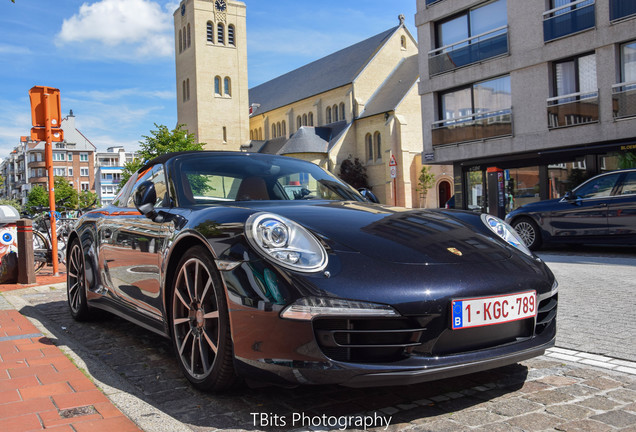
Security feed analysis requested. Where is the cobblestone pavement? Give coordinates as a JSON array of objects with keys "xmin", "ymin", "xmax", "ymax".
[
  {"xmin": 2, "ymin": 247, "xmax": 636, "ymax": 431},
  {"xmin": 537, "ymin": 249, "xmax": 636, "ymax": 361}
]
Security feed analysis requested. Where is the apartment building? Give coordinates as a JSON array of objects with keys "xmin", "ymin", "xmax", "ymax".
[
  {"xmin": 95, "ymin": 146, "xmax": 138, "ymax": 206},
  {"xmin": 416, "ymin": 0, "xmax": 636, "ymax": 213}
]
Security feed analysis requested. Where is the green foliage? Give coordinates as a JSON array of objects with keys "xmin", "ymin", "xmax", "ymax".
[
  {"xmin": 417, "ymin": 166, "xmax": 436, "ymax": 195},
  {"xmin": 618, "ymin": 152, "xmax": 636, "ymax": 169},
  {"xmin": 120, "ymin": 124, "xmax": 204, "ymax": 189},
  {"xmin": 0, "ymin": 198, "xmax": 22, "ymax": 213},
  {"xmin": 53, "ymin": 177, "xmax": 79, "ymax": 210},
  {"xmin": 338, "ymin": 157, "xmax": 369, "ymax": 189},
  {"xmin": 26, "ymin": 185, "xmax": 48, "ymax": 210},
  {"xmin": 79, "ymin": 190, "xmax": 99, "ymax": 209}
]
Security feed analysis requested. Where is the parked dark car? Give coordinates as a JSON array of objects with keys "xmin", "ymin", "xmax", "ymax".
[
  {"xmin": 67, "ymin": 151, "xmax": 557, "ymax": 391},
  {"xmin": 506, "ymin": 169, "xmax": 636, "ymax": 250}
]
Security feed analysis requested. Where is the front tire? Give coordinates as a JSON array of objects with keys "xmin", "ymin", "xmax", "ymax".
[
  {"xmin": 512, "ymin": 217, "xmax": 543, "ymax": 251},
  {"xmin": 170, "ymin": 246, "xmax": 236, "ymax": 391},
  {"xmin": 67, "ymin": 239, "xmax": 90, "ymax": 321}
]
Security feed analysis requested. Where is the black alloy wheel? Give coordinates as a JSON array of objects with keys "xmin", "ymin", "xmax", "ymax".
[
  {"xmin": 67, "ymin": 239, "xmax": 90, "ymax": 320},
  {"xmin": 512, "ymin": 217, "xmax": 543, "ymax": 251},
  {"xmin": 171, "ymin": 246, "xmax": 236, "ymax": 391}
]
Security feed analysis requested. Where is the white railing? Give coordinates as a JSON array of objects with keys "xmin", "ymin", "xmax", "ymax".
[
  {"xmin": 546, "ymin": 90, "xmax": 598, "ymax": 106},
  {"xmin": 543, "ymin": 0, "xmax": 595, "ymax": 19},
  {"xmin": 428, "ymin": 25, "xmax": 508, "ymax": 56},
  {"xmin": 612, "ymin": 80, "xmax": 636, "ymax": 93},
  {"xmin": 432, "ymin": 108, "xmax": 512, "ymax": 128}
]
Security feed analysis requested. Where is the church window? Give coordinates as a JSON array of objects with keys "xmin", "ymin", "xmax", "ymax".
[
  {"xmin": 271, "ymin": 124, "xmax": 277, "ymax": 138},
  {"xmin": 333, "ymin": 104, "xmax": 339, "ymax": 122},
  {"xmin": 326, "ymin": 107, "xmax": 332, "ymax": 124},
  {"xmin": 250, "ymin": 130, "xmax": 254, "ymax": 140},
  {"xmin": 207, "ymin": 22, "xmax": 214, "ymax": 43},
  {"xmin": 308, "ymin": 112, "xmax": 314, "ymax": 126},
  {"xmin": 182, "ymin": 27, "xmax": 186, "ymax": 49},
  {"xmin": 297, "ymin": 116, "xmax": 302, "ymax": 129},
  {"xmin": 214, "ymin": 76, "xmax": 221, "ymax": 95},
  {"xmin": 217, "ymin": 23, "xmax": 225, "ymax": 45},
  {"xmin": 366, "ymin": 133, "xmax": 373, "ymax": 162},
  {"xmin": 339, "ymin": 103, "xmax": 346, "ymax": 121},
  {"xmin": 374, "ymin": 132, "xmax": 382, "ymax": 161},
  {"xmin": 302, "ymin": 114, "xmax": 307, "ymax": 126},
  {"xmin": 277, "ymin": 122, "xmax": 282, "ymax": 137},
  {"xmin": 178, "ymin": 30, "xmax": 182, "ymax": 53},
  {"xmin": 223, "ymin": 126, "xmax": 227, "ymax": 143},
  {"xmin": 186, "ymin": 78, "xmax": 190, "ymax": 101},
  {"xmin": 228, "ymin": 25, "xmax": 235, "ymax": 46},
  {"xmin": 258, "ymin": 128, "xmax": 263, "ymax": 140},
  {"xmin": 187, "ymin": 24, "xmax": 191, "ymax": 48},
  {"xmin": 224, "ymin": 77, "xmax": 231, "ymax": 96},
  {"xmin": 282, "ymin": 121, "xmax": 286, "ymax": 136},
  {"xmin": 401, "ymin": 35, "xmax": 407, "ymax": 49},
  {"xmin": 182, "ymin": 80, "xmax": 186, "ymax": 102}
]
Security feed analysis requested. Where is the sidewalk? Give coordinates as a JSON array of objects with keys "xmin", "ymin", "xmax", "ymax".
[
  {"xmin": 0, "ymin": 274, "xmax": 141, "ymax": 432},
  {"xmin": 0, "ymin": 265, "xmax": 67, "ymax": 294}
]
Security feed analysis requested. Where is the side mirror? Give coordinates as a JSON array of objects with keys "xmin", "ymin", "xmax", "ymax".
[
  {"xmin": 563, "ymin": 191, "xmax": 577, "ymax": 201},
  {"xmin": 358, "ymin": 188, "xmax": 380, "ymax": 204},
  {"xmin": 134, "ymin": 181, "xmax": 159, "ymax": 220}
]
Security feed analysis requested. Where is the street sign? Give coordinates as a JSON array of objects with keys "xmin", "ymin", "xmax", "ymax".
[
  {"xmin": 29, "ymin": 86, "xmax": 61, "ymax": 128},
  {"xmin": 390, "ymin": 166, "xmax": 397, "ymax": 178},
  {"xmin": 30, "ymin": 127, "xmax": 64, "ymax": 142},
  {"xmin": 389, "ymin": 155, "xmax": 397, "ymax": 167}
]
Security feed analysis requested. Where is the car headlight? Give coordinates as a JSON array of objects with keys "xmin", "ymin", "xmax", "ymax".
[
  {"xmin": 246, "ymin": 212, "xmax": 328, "ymax": 272},
  {"xmin": 481, "ymin": 214, "xmax": 532, "ymax": 256},
  {"xmin": 280, "ymin": 296, "xmax": 398, "ymax": 320}
]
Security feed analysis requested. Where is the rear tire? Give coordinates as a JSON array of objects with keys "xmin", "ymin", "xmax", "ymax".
[
  {"xmin": 170, "ymin": 246, "xmax": 237, "ymax": 391},
  {"xmin": 512, "ymin": 217, "xmax": 543, "ymax": 251},
  {"xmin": 67, "ymin": 239, "xmax": 90, "ymax": 321}
]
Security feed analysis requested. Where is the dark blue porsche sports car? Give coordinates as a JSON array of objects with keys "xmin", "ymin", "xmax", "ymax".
[{"xmin": 67, "ymin": 151, "xmax": 557, "ymax": 391}]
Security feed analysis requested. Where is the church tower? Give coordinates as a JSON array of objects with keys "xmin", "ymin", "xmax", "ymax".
[{"xmin": 174, "ymin": 0, "xmax": 249, "ymax": 150}]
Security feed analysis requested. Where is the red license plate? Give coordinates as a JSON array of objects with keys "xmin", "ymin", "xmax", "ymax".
[{"xmin": 451, "ymin": 291, "xmax": 537, "ymax": 330}]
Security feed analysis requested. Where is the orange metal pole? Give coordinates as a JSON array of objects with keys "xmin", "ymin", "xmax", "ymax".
[{"xmin": 44, "ymin": 91, "xmax": 59, "ymax": 276}]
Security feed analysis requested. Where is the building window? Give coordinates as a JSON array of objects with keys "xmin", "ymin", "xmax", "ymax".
[
  {"xmin": 302, "ymin": 114, "xmax": 308, "ymax": 126},
  {"xmin": 182, "ymin": 80, "xmax": 186, "ymax": 102},
  {"xmin": 68, "ymin": 168, "xmax": 73, "ymax": 176},
  {"xmin": 366, "ymin": 133, "xmax": 373, "ymax": 162},
  {"xmin": 223, "ymin": 126, "xmax": 227, "ymax": 143},
  {"xmin": 179, "ymin": 30, "xmax": 182, "ymax": 53},
  {"xmin": 187, "ymin": 23, "xmax": 191, "ymax": 48},
  {"xmin": 297, "ymin": 115, "xmax": 302, "ymax": 129},
  {"xmin": 228, "ymin": 24, "xmax": 235, "ymax": 46},
  {"xmin": 224, "ymin": 77, "xmax": 231, "ymax": 96},
  {"xmin": 53, "ymin": 152, "xmax": 65, "ymax": 161},
  {"xmin": 433, "ymin": 75, "xmax": 512, "ymax": 146},
  {"xmin": 186, "ymin": 78, "xmax": 190, "ymax": 101},
  {"xmin": 68, "ymin": 153, "xmax": 73, "ymax": 161},
  {"xmin": 81, "ymin": 182, "xmax": 89, "ymax": 191},
  {"xmin": 326, "ymin": 106, "xmax": 332, "ymax": 124},
  {"xmin": 374, "ymin": 132, "xmax": 382, "ymax": 161},
  {"xmin": 217, "ymin": 23, "xmax": 225, "ymax": 45},
  {"xmin": 271, "ymin": 124, "xmax": 277, "ymax": 138},
  {"xmin": 544, "ymin": 0, "xmax": 595, "ymax": 42},
  {"xmin": 308, "ymin": 112, "xmax": 314, "ymax": 126},
  {"xmin": 207, "ymin": 21, "xmax": 214, "ymax": 43},
  {"xmin": 80, "ymin": 153, "xmax": 89, "ymax": 162},
  {"xmin": 613, "ymin": 40, "xmax": 636, "ymax": 119},
  {"xmin": 548, "ymin": 53, "xmax": 598, "ymax": 128},
  {"xmin": 430, "ymin": 0, "xmax": 508, "ymax": 75},
  {"xmin": 610, "ymin": 0, "xmax": 636, "ymax": 21},
  {"xmin": 277, "ymin": 122, "xmax": 282, "ymax": 137},
  {"xmin": 282, "ymin": 121, "xmax": 286, "ymax": 136},
  {"xmin": 214, "ymin": 76, "xmax": 221, "ymax": 95},
  {"xmin": 258, "ymin": 128, "xmax": 263, "ymax": 140},
  {"xmin": 182, "ymin": 26, "xmax": 186, "ymax": 49},
  {"xmin": 250, "ymin": 130, "xmax": 254, "ymax": 140},
  {"xmin": 339, "ymin": 103, "xmax": 345, "ymax": 121},
  {"xmin": 80, "ymin": 167, "xmax": 89, "ymax": 176},
  {"xmin": 53, "ymin": 168, "xmax": 66, "ymax": 177}
]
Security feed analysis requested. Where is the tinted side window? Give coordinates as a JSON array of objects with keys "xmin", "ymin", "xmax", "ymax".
[
  {"xmin": 619, "ymin": 172, "xmax": 636, "ymax": 196},
  {"xmin": 126, "ymin": 164, "xmax": 169, "ymax": 208},
  {"xmin": 111, "ymin": 175, "xmax": 136, "ymax": 207},
  {"xmin": 575, "ymin": 173, "xmax": 620, "ymax": 199}
]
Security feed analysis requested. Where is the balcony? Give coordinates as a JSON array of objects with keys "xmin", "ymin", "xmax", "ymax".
[
  {"xmin": 543, "ymin": 0, "xmax": 595, "ymax": 42},
  {"xmin": 610, "ymin": 0, "xmax": 636, "ymax": 21},
  {"xmin": 432, "ymin": 109, "xmax": 513, "ymax": 146},
  {"xmin": 547, "ymin": 91, "xmax": 599, "ymax": 129},
  {"xmin": 612, "ymin": 82, "xmax": 636, "ymax": 119},
  {"xmin": 428, "ymin": 26, "xmax": 508, "ymax": 76}
]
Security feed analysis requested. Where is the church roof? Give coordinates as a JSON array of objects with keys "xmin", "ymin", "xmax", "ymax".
[
  {"xmin": 248, "ymin": 25, "xmax": 401, "ymax": 115},
  {"xmin": 358, "ymin": 54, "xmax": 419, "ymax": 119}
]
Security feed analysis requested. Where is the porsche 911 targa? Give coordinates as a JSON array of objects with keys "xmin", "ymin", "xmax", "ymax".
[{"xmin": 67, "ymin": 151, "xmax": 557, "ymax": 391}]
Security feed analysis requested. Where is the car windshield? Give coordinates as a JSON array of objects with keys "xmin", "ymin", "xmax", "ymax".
[{"xmin": 176, "ymin": 154, "xmax": 365, "ymax": 205}]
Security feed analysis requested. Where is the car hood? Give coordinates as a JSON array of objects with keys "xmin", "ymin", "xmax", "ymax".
[{"xmin": 230, "ymin": 201, "xmax": 512, "ymax": 265}]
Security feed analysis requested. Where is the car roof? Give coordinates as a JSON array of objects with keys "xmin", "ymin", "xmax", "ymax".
[{"xmin": 140, "ymin": 151, "xmax": 286, "ymax": 172}]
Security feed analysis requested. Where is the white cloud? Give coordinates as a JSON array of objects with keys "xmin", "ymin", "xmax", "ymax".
[
  {"xmin": 56, "ymin": 0, "xmax": 173, "ymax": 60},
  {"xmin": 0, "ymin": 43, "xmax": 32, "ymax": 55}
]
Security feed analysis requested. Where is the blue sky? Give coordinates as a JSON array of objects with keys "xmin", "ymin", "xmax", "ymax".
[{"xmin": 0, "ymin": 0, "xmax": 417, "ymax": 158}]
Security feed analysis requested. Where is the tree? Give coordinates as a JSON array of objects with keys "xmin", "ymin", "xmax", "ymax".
[
  {"xmin": 25, "ymin": 178, "xmax": 79, "ymax": 212},
  {"xmin": 338, "ymin": 157, "xmax": 370, "ymax": 189},
  {"xmin": 79, "ymin": 190, "xmax": 99, "ymax": 210},
  {"xmin": 26, "ymin": 185, "xmax": 48, "ymax": 211},
  {"xmin": 120, "ymin": 124, "xmax": 205, "ymax": 188},
  {"xmin": 417, "ymin": 166, "xmax": 436, "ymax": 208}
]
